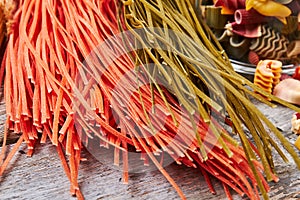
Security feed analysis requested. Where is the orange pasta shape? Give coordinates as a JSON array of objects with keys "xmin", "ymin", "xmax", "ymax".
[{"xmin": 254, "ymin": 60, "xmax": 282, "ymax": 100}]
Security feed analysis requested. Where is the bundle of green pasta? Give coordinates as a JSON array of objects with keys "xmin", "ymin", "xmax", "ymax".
[{"xmin": 119, "ymin": 0, "xmax": 300, "ymax": 198}]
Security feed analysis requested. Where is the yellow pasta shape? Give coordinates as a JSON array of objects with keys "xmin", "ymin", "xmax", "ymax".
[{"xmin": 246, "ymin": 0, "xmax": 292, "ymax": 24}]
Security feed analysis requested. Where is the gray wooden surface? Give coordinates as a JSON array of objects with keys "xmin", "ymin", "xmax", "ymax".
[{"xmin": 0, "ymin": 100, "xmax": 300, "ymax": 200}]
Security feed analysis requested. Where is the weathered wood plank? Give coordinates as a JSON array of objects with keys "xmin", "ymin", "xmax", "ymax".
[
  {"xmin": 1, "ymin": 137, "xmax": 299, "ymax": 199},
  {"xmin": 0, "ymin": 142, "xmax": 232, "ymax": 200},
  {"xmin": 0, "ymin": 101, "xmax": 300, "ymax": 199}
]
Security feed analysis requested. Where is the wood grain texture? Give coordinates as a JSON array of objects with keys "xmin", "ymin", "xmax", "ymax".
[{"xmin": 0, "ymin": 101, "xmax": 300, "ymax": 200}]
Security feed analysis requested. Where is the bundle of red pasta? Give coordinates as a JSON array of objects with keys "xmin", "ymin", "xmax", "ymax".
[{"xmin": 1, "ymin": 0, "xmax": 300, "ymax": 200}]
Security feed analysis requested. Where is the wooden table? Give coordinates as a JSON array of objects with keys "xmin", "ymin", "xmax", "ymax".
[{"xmin": 1, "ymin": 100, "xmax": 300, "ymax": 200}]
